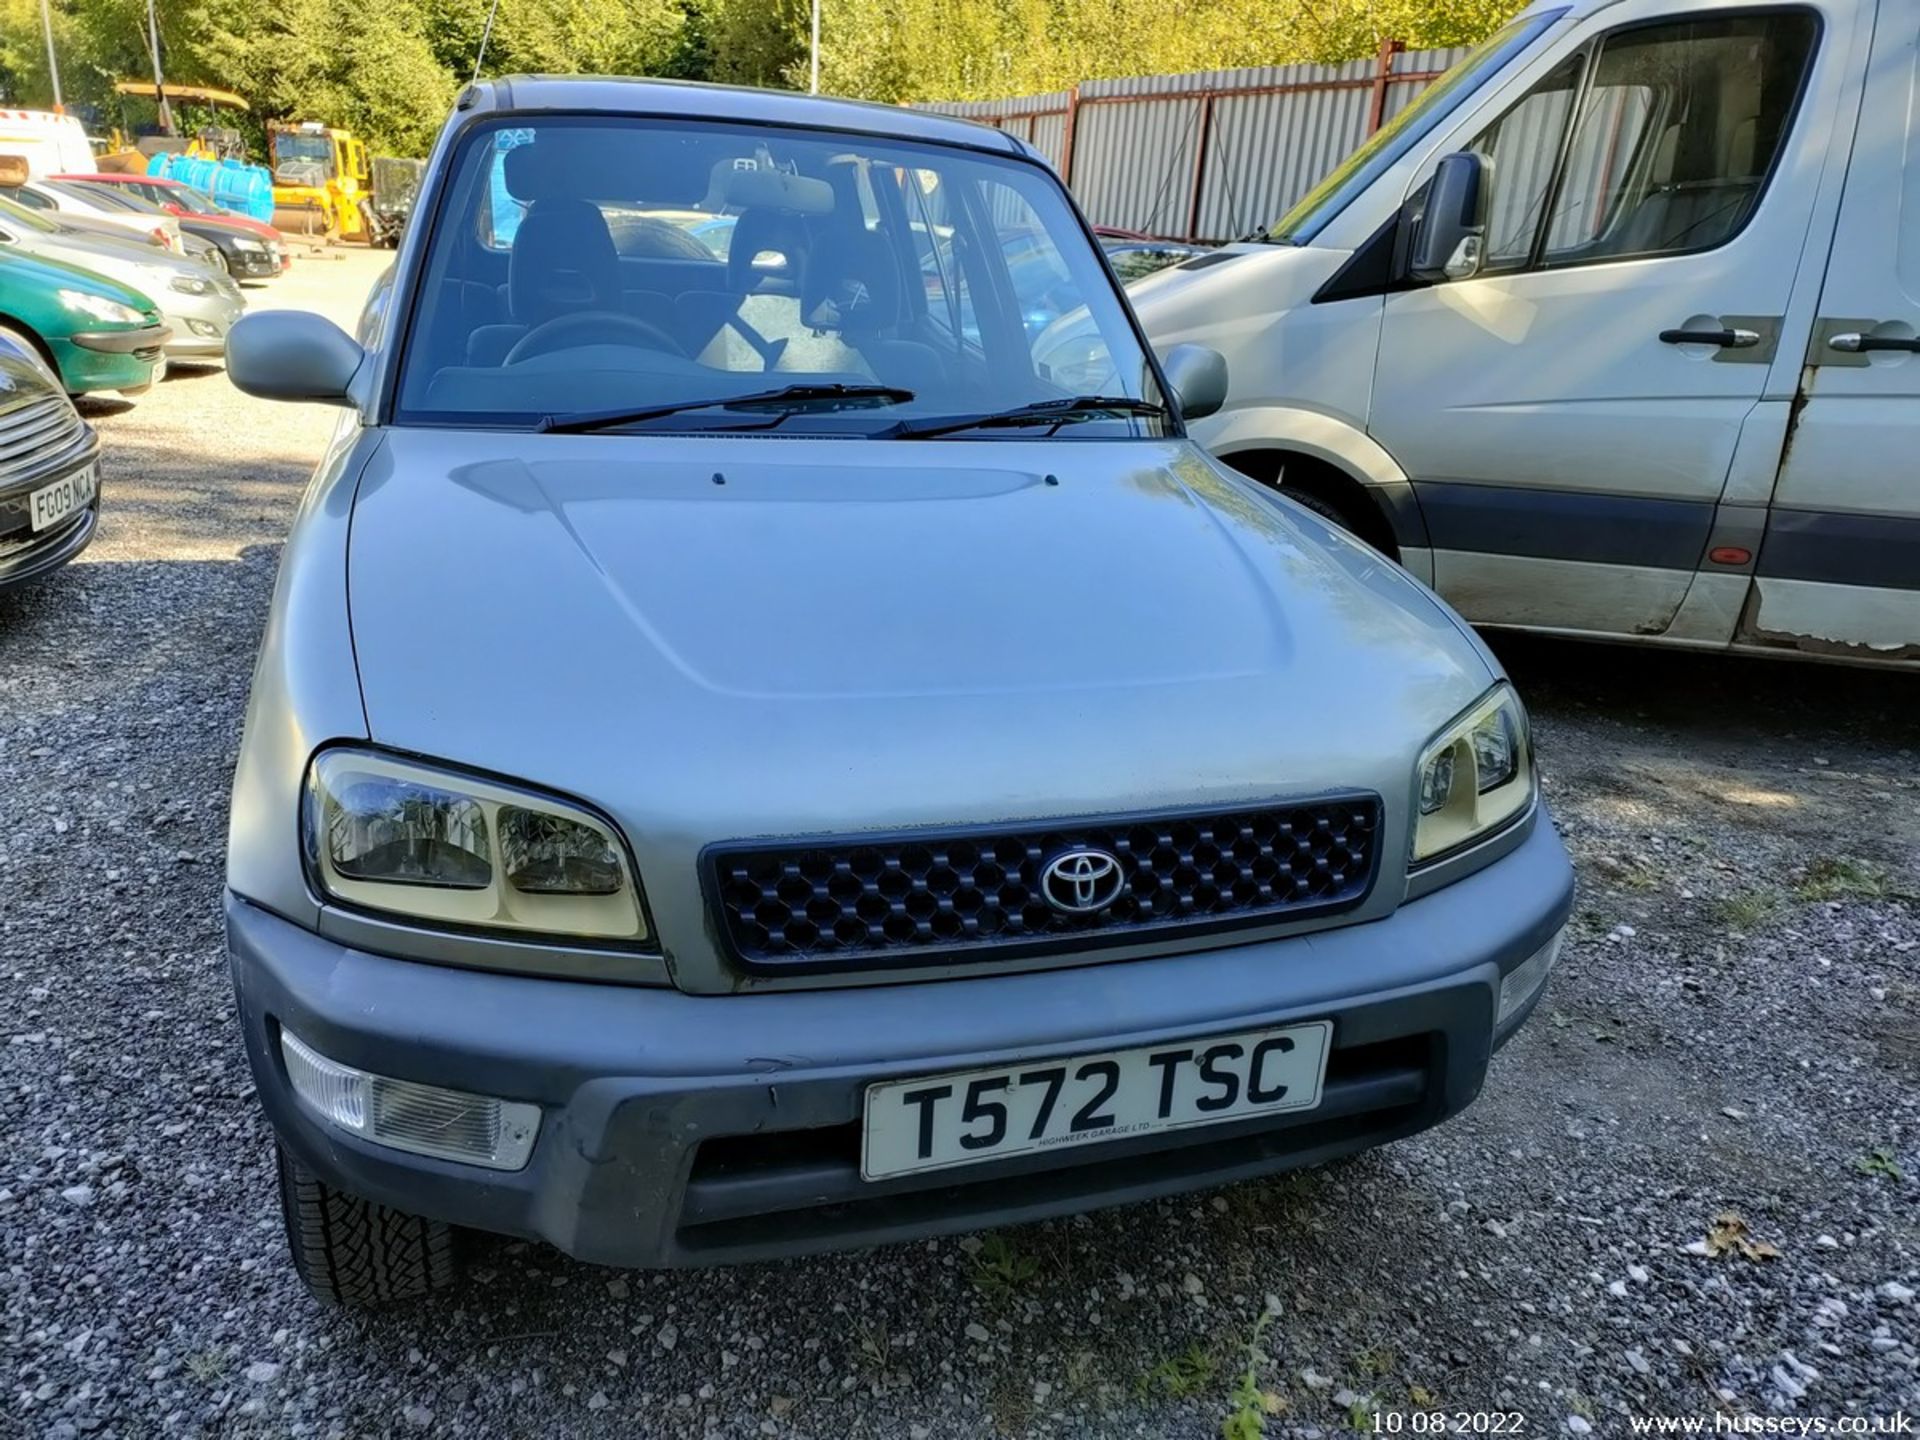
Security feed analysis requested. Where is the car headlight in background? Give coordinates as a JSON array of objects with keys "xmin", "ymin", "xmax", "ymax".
[
  {"xmin": 57, "ymin": 288, "xmax": 145, "ymax": 325},
  {"xmin": 1412, "ymin": 683, "xmax": 1533, "ymax": 863},
  {"xmin": 232, "ymin": 237, "xmax": 264, "ymax": 252},
  {"xmin": 168, "ymin": 274, "xmax": 213, "ymax": 296},
  {"xmin": 303, "ymin": 749, "xmax": 649, "ymax": 942}
]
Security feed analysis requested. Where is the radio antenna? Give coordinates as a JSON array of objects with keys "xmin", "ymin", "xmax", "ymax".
[{"xmin": 472, "ymin": 0, "xmax": 503, "ymax": 83}]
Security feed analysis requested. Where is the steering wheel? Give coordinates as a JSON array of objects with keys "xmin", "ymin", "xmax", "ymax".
[{"xmin": 505, "ymin": 310, "xmax": 683, "ymax": 365}]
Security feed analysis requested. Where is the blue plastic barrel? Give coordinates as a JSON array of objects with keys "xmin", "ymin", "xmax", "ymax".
[{"xmin": 211, "ymin": 161, "xmax": 274, "ymax": 222}]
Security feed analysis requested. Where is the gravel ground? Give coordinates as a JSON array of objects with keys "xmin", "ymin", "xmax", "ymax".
[{"xmin": 2, "ymin": 248, "xmax": 1916, "ymax": 1439}]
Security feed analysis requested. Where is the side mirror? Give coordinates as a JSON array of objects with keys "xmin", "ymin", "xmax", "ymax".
[
  {"xmin": 1409, "ymin": 151, "xmax": 1488, "ymax": 283},
  {"xmin": 227, "ymin": 310, "xmax": 364, "ymax": 405},
  {"xmin": 1161, "ymin": 343, "xmax": 1227, "ymax": 422}
]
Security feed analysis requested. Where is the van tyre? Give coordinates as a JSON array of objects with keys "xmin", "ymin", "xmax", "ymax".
[
  {"xmin": 275, "ymin": 1140, "xmax": 458, "ymax": 1307},
  {"xmin": 1280, "ymin": 486, "xmax": 1357, "ymax": 531}
]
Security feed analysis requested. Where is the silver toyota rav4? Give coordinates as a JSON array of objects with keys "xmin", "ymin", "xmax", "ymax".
[{"xmin": 224, "ymin": 76, "xmax": 1574, "ymax": 1306}]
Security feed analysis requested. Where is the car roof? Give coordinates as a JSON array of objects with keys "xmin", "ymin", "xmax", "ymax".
[
  {"xmin": 52, "ymin": 173, "xmax": 167, "ymax": 183},
  {"xmin": 460, "ymin": 76, "xmax": 1030, "ymax": 158}
]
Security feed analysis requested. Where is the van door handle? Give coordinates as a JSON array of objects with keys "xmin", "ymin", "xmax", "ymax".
[
  {"xmin": 1659, "ymin": 327, "xmax": 1761, "ymax": 348},
  {"xmin": 1828, "ymin": 331, "xmax": 1920, "ymax": 354}
]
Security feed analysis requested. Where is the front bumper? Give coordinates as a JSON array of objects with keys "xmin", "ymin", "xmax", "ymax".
[
  {"xmin": 69, "ymin": 322, "xmax": 171, "ymax": 356},
  {"xmin": 0, "ymin": 496, "xmax": 97, "ymax": 591},
  {"xmin": 226, "ymin": 250, "xmax": 281, "ymax": 281},
  {"xmin": 161, "ymin": 295, "xmax": 244, "ymax": 357},
  {"xmin": 228, "ymin": 812, "xmax": 1574, "ymax": 1269}
]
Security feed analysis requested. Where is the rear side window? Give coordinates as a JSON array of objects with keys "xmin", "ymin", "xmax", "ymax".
[{"xmin": 1464, "ymin": 10, "xmax": 1819, "ymax": 272}]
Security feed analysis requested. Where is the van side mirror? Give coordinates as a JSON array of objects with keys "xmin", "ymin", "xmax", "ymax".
[
  {"xmin": 227, "ymin": 311, "xmax": 364, "ymax": 406},
  {"xmin": 1408, "ymin": 151, "xmax": 1488, "ymax": 283},
  {"xmin": 1161, "ymin": 343, "xmax": 1227, "ymax": 422}
]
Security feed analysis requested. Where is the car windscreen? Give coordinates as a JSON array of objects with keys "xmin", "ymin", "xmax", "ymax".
[
  {"xmin": 0, "ymin": 195, "xmax": 61, "ymax": 234},
  {"xmin": 51, "ymin": 181, "xmax": 146, "ymax": 213},
  {"xmin": 62, "ymin": 182, "xmax": 167, "ymax": 215},
  {"xmin": 162, "ymin": 185, "xmax": 221, "ymax": 214},
  {"xmin": 1262, "ymin": 8, "xmax": 1568, "ymax": 245},
  {"xmin": 393, "ymin": 115, "xmax": 1162, "ymax": 436}
]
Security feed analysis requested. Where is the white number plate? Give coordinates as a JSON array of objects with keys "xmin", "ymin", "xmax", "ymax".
[
  {"xmin": 28, "ymin": 464, "xmax": 96, "ymax": 533},
  {"xmin": 861, "ymin": 1021, "xmax": 1332, "ymax": 1181}
]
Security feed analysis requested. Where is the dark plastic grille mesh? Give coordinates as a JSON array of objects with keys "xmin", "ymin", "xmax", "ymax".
[{"xmin": 708, "ymin": 796, "xmax": 1380, "ymax": 969}]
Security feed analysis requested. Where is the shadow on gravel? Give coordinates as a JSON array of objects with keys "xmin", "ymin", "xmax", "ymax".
[{"xmin": 1490, "ymin": 632, "xmax": 1918, "ymax": 752}]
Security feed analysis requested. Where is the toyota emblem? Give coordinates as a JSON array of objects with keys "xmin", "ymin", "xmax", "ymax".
[{"xmin": 1040, "ymin": 847, "xmax": 1125, "ymax": 914}]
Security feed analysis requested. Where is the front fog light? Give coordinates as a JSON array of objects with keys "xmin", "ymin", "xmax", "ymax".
[
  {"xmin": 280, "ymin": 1029, "xmax": 540, "ymax": 1170},
  {"xmin": 1498, "ymin": 929, "xmax": 1564, "ymax": 1025}
]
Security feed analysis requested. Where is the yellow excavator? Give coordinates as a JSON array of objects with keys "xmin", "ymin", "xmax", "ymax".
[{"xmin": 267, "ymin": 121, "xmax": 373, "ymax": 242}]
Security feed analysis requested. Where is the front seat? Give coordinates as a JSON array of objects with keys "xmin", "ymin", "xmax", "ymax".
[
  {"xmin": 465, "ymin": 195, "xmax": 626, "ymax": 366},
  {"xmin": 802, "ymin": 229, "xmax": 948, "ymax": 394}
]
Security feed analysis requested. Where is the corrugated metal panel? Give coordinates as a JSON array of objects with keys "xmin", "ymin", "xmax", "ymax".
[
  {"xmin": 1199, "ymin": 83, "xmax": 1372, "ymax": 239},
  {"xmin": 916, "ymin": 44, "xmax": 1486, "ymax": 240},
  {"xmin": 921, "ymin": 91, "xmax": 1073, "ymax": 120},
  {"xmin": 1073, "ymin": 96, "xmax": 1202, "ymax": 234},
  {"xmin": 1028, "ymin": 111, "xmax": 1068, "ymax": 171},
  {"xmin": 1381, "ymin": 47, "xmax": 1474, "ymax": 122}
]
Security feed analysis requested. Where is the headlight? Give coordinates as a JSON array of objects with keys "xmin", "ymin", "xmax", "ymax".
[
  {"xmin": 168, "ymin": 274, "xmax": 213, "ymax": 296},
  {"xmin": 233, "ymin": 237, "xmax": 264, "ymax": 252},
  {"xmin": 57, "ymin": 288, "xmax": 144, "ymax": 325},
  {"xmin": 1412, "ymin": 684, "xmax": 1533, "ymax": 864},
  {"xmin": 303, "ymin": 749, "xmax": 649, "ymax": 942}
]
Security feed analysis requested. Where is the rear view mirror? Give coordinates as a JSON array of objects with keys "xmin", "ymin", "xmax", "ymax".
[
  {"xmin": 1409, "ymin": 151, "xmax": 1487, "ymax": 283},
  {"xmin": 1161, "ymin": 343, "xmax": 1228, "ymax": 422},
  {"xmin": 227, "ymin": 311, "xmax": 364, "ymax": 406}
]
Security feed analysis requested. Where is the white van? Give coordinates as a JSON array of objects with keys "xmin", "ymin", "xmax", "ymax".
[
  {"xmin": 1131, "ymin": 0, "xmax": 1916, "ymax": 666},
  {"xmin": 0, "ymin": 109, "xmax": 95, "ymax": 178}
]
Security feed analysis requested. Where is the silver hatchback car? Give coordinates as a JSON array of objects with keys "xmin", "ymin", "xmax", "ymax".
[{"xmin": 225, "ymin": 77, "xmax": 1575, "ymax": 1306}]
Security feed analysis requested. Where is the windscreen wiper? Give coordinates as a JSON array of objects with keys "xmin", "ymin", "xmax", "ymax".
[
  {"xmin": 537, "ymin": 383, "xmax": 914, "ymax": 435},
  {"xmin": 890, "ymin": 395, "xmax": 1166, "ymax": 441}
]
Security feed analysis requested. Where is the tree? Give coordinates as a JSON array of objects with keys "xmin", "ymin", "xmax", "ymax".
[{"xmin": 0, "ymin": 0, "xmax": 1527, "ymax": 154}]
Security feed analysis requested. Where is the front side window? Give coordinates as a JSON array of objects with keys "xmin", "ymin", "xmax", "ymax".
[
  {"xmin": 1463, "ymin": 10, "xmax": 1819, "ymax": 273},
  {"xmin": 396, "ymin": 116, "xmax": 1157, "ymax": 434},
  {"xmin": 1469, "ymin": 54, "xmax": 1586, "ymax": 269}
]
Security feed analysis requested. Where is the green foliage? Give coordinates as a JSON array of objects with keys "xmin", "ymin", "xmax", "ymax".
[
  {"xmin": 1221, "ymin": 1306, "xmax": 1278, "ymax": 1439},
  {"xmin": 967, "ymin": 1233, "xmax": 1042, "ymax": 1302},
  {"xmin": 0, "ymin": 0, "xmax": 1525, "ymax": 154},
  {"xmin": 1137, "ymin": 1342, "xmax": 1217, "ymax": 1400},
  {"xmin": 1854, "ymin": 1146, "xmax": 1903, "ymax": 1181}
]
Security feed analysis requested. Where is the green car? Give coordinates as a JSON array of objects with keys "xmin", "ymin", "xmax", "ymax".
[{"xmin": 0, "ymin": 248, "xmax": 170, "ymax": 398}]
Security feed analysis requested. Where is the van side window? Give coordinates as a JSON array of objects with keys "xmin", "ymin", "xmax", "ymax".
[
  {"xmin": 1464, "ymin": 11, "xmax": 1818, "ymax": 274},
  {"xmin": 1468, "ymin": 55, "xmax": 1586, "ymax": 270}
]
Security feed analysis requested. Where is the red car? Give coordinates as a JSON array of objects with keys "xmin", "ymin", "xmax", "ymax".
[{"xmin": 52, "ymin": 174, "xmax": 291, "ymax": 276}]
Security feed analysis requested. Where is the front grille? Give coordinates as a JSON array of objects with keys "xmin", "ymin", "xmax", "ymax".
[
  {"xmin": 707, "ymin": 795, "xmax": 1381, "ymax": 971},
  {"xmin": 0, "ymin": 396, "xmax": 86, "ymax": 488}
]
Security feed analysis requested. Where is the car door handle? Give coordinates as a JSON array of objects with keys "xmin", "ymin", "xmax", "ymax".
[
  {"xmin": 1659, "ymin": 327, "xmax": 1761, "ymax": 348},
  {"xmin": 1828, "ymin": 331, "xmax": 1920, "ymax": 354}
]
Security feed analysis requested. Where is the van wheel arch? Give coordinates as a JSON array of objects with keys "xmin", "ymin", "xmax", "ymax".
[{"xmin": 1220, "ymin": 449, "xmax": 1401, "ymax": 560}]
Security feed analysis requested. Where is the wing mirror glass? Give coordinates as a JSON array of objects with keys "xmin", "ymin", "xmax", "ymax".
[
  {"xmin": 1160, "ymin": 343, "xmax": 1227, "ymax": 422},
  {"xmin": 226, "ymin": 310, "xmax": 364, "ymax": 406},
  {"xmin": 1408, "ymin": 151, "xmax": 1488, "ymax": 283}
]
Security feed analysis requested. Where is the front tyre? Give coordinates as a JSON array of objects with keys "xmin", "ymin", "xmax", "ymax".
[{"xmin": 275, "ymin": 1140, "xmax": 458, "ymax": 1306}]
